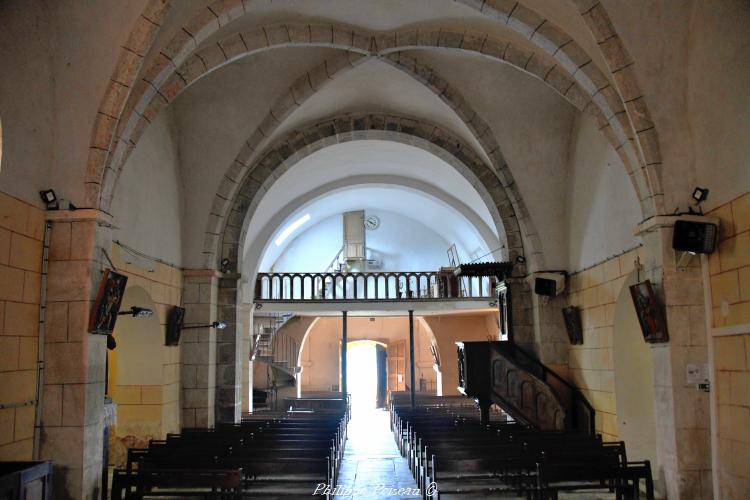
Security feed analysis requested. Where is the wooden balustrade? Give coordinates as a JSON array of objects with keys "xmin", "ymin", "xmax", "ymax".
[{"xmin": 254, "ymin": 272, "xmax": 495, "ymax": 302}]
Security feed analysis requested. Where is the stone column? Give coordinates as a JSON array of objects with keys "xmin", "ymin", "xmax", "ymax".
[
  {"xmin": 506, "ymin": 277, "xmax": 534, "ymax": 352},
  {"xmin": 41, "ymin": 210, "xmax": 112, "ymax": 499},
  {"xmin": 238, "ymin": 303, "xmax": 253, "ymax": 414},
  {"xmin": 216, "ymin": 274, "xmax": 241, "ymax": 423},
  {"xmin": 530, "ymin": 288, "xmax": 570, "ymax": 370},
  {"xmin": 180, "ymin": 270, "xmax": 218, "ymax": 428},
  {"xmin": 639, "ymin": 223, "xmax": 712, "ymax": 499}
]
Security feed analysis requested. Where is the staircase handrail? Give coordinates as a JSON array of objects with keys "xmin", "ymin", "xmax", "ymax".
[{"xmin": 491, "ymin": 342, "xmax": 595, "ymax": 434}]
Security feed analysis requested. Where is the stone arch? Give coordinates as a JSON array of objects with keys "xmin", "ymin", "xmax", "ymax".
[
  {"xmin": 84, "ymin": 0, "xmax": 172, "ymax": 207},
  {"xmin": 214, "ymin": 113, "xmax": 535, "ymax": 350},
  {"xmin": 87, "ymin": 18, "xmax": 659, "ymax": 220},
  {"xmin": 243, "ymin": 174, "xmax": 504, "ymax": 279},
  {"xmin": 218, "ymin": 114, "xmax": 527, "ymax": 276},
  {"xmin": 201, "ymin": 52, "xmax": 544, "ymax": 273}
]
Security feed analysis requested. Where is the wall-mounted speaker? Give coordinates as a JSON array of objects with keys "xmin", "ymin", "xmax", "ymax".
[
  {"xmin": 672, "ymin": 220, "xmax": 717, "ymax": 254},
  {"xmin": 534, "ymin": 272, "xmax": 566, "ymax": 297}
]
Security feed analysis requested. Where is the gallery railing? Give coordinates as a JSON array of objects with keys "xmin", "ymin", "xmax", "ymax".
[{"xmin": 255, "ymin": 272, "xmax": 495, "ymax": 302}]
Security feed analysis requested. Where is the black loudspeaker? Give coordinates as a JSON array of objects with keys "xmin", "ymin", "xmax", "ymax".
[
  {"xmin": 535, "ymin": 278, "xmax": 557, "ymax": 297},
  {"xmin": 672, "ymin": 220, "xmax": 717, "ymax": 254}
]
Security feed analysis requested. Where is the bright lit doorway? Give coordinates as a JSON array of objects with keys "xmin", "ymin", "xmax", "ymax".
[{"xmin": 345, "ymin": 340, "xmax": 387, "ymax": 415}]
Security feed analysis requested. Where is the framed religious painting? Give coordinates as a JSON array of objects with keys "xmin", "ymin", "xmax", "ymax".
[
  {"xmin": 629, "ymin": 280, "xmax": 669, "ymax": 343},
  {"xmin": 89, "ymin": 269, "xmax": 128, "ymax": 335},
  {"xmin": 562, "ymin": 305, "xmax": 583, "ymax": 345}
]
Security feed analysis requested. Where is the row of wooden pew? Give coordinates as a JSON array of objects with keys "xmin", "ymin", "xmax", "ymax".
[
  {"xmin": 391, "ymin": 399, "xmax": 654, "ymax": 499},
  {"xmin": 111, "ymin": 408, "xmax": 348, "ymax": 499}
]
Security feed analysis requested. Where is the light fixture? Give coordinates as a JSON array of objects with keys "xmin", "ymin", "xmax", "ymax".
[
  {"xmin": 117, "ymin": 306, "xmax": 154, "ymax": 317},
  {"xmin": 274, "ymin": 213, "xmax": 311, "ymax": 246},
  {"xmin": 515, "ymin": 255, "xmax": 526, "ymax": 264},
  {"xmin": 220, "ymin": 258, "xmax": 231, "ymax": 273},
  {"xmin": 39, "ymin": 189, "xmax": 59, "ymax": 210},
  {"xmin": 691, "ymin": 187, "xmax": 709, "ymax": 204},
  {"xmin": 181, "ymin": 321, "xmax": 227, "ymax": 330}
]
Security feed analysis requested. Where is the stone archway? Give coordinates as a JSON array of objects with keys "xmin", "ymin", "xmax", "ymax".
[
  {"xmin": 200, "ymin": 53, "xmax": 545, "ymax": 273},
  {"xmin": 88, "ymin": 16, "xmax": 661, "ymax": 219},
  {"xmin": 208, "ymin": 115, "xmax": 539, "ymax": 423},
  {"xmin": 216, "ymin": 114, "xmax": 528, "ymax": 274}
]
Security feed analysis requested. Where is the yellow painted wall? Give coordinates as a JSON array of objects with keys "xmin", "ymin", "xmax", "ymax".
[
  {"xmin": 567, "ymin": 247, "xmax": 645, "ymax": 441},
  {"xmin": 0, "ymin": 191, "xmax": 44, "ymax": 460},
  {"xmin": 106, "ymin": 245, "xmax": 182, "ymax": 464},
  {"xmin": 422, "ymin": 312, "xmax": 498, "ymax": 396},
  {"xmin": 707, "ymin": 192, "xmax": 750, "ymax": 497},
  {"xmin": 298, "ymin": 316, "xmax": 438, "ymax": 394},
  {"xmin": 708, "ymin": 192, "xmax": 750, "ymax": 327}
]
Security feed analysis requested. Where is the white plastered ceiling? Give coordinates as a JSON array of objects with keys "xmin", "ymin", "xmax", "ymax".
[{"xmin": 115, "ymin": 0, "xmax": 643, "ymax": 273}]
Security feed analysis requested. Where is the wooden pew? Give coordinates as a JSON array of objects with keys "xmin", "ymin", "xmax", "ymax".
[
  {"xmin": 112, "ymin": 408, "xmax": 347, "ymax": 499},
  {"xmin": 390, "ymin": 402, "xmax": 653, "ymax": 500}
]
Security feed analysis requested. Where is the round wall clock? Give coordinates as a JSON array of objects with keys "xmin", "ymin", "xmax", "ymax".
[{"xmin": 364, "ymin": 214, "xmax": 380, "ymax": 230}]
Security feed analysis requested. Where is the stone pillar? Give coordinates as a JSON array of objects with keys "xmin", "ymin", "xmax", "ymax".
[
  {"xmin": 507, "ymin": 277, "xmax": 534, "ymax": 352},
  {"xmin": 180, "ymin": 270, "xmax": 218, "ymax": 428},
  {"xmin": 639, "ymin": 223, "xmax": 712, "ymax": 499},
  {"xmin": 238, "ymin": 303, "xmax": 253, "ymax": 414},
  {"xmin": 216, "ymin": 274, "xmax": 241, "ymax": 423},
  {"xmin": 41, "ymin": 210, "xmax": 112, "ymax": 499},
  {"xmin": 530, "ymin": 288, "xmax": 570, "ymax": 370}
]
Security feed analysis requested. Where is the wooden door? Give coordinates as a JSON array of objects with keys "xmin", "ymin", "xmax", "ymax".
[
  {"xmin": 376, "ymin": 344, "xmax": 387, "ymax": 408},
  {"xmin": 387, "ymin": 340, "xmax": 406, "ymax": 393}
]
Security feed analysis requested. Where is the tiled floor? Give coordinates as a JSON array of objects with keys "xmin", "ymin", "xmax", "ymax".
[{"xmin": 333, "ymin": 408, "xmax": 421, "ymax": 499}]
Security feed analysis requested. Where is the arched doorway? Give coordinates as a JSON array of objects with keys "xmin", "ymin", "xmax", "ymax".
[
  {"xmin": 345, "ymin": 340, "xmax": 387, "ymax": 414},
  {"xmin": 613, "ymin": 272, "xmax": 659, "ymax": 487}
]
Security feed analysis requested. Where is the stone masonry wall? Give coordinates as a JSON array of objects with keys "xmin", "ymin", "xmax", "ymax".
[{"xmin": 0, "ymin": 191, "xmax": 44, "ymax": 459}]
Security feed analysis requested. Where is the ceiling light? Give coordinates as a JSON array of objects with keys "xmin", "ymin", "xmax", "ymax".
[{"xmin": 274, "ymin": 213, "xmax": 311, "ymax": 246}]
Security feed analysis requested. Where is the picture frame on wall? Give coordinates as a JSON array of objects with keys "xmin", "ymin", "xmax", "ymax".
[
  {"xmin": 89, "ymin": 269, "xmax": 128, "ymax": 335},
  {"xmin": 561, "ymin": 305, "xmax": 584, "ymax": 345},
  {"xmin": 496, "ymin": 280, "xmax": 512, "ymax": 342},
  {"xmin": 629, "ymin": 280, "xmax": 669, "ymax": 343},
  {"xmin": 165, "ymin": 306, "xmax": 186, "ymax": 346}
]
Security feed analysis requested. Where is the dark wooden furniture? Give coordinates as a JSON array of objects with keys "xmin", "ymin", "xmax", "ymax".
[
  {"xmin": 390, "ymin": 398, "xmax": 654, "ymax": 500},
  {"xmin": 111, "ymin": 408, "xmax": 348, "ymax": 499},
  {"xmin": 0, "ymin": 461, "xmax": 53, "ymax": 500}
]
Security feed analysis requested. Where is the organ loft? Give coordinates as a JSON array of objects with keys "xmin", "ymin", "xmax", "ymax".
[{"xmin": 0, "ymin": 1, "xmax": 748, "ymax": 498}]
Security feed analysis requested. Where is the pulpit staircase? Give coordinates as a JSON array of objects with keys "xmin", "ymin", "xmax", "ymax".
[{"xmin": 458, "ymin": 341, "xmax": 595, "ymax": 434}]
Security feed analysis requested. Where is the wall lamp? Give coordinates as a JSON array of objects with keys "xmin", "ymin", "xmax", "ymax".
[
  {"xmin": 220, "ymin": 258, "xmax": 232, "ymax": 273},
  {"xmin": 39, "ymin": 189, "xmax": 59, "ymax": 210},
  {"xmin": 117, "ymin": 306, "xmax": 154, "ymax": 317},
  {"xmin": 691, "ymin": 187, "xmax": 709, "ymax": 204},
  {"xmin": 182, "ymin": 321, "xmax": 227, "ymax": 330}
]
